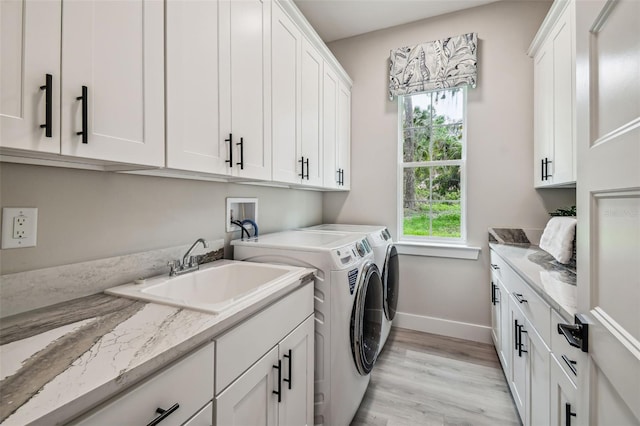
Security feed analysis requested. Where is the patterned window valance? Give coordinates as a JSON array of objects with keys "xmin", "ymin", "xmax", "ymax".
[{"xmin": 389, "ymin": 33, "xmax": 478, "ymax": 99}]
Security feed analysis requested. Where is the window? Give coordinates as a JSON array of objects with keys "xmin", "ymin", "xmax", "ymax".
[{"xmin": 398, "ymin": 88, "xmax": 466, "ymax": 242}]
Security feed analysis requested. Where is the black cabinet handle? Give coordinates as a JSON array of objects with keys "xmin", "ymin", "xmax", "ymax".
[
  {"xmin": 513, "ymin": 293, "xmax": 528, "ymax": 304},
  {"xmin": 299, "ymin": 157, "xmax": 305, "ymax": 179},
  {"xmin": 337, "ymin": 169, "xmax": 341, "ymax": 185},
  {"xmin": 514, "ymin": 319, "xmax": 520, "ymax": 350},
  {"xmin": 76, "ymin": 86, "xmax": 88, "ymax": 144},
  {"xmin": 490, "ymin": 263, "xmax": 500, "ymax": 271},
  {"xmin": 565, "ymin": 403, "xmax": 576, "ymax": 426},
  {"xmin": 236, "ymin": 137, "xmax": 244, "ymax": 169},
  {"xmin": 562, "ymin": 354, "xmax": 577, "ymax": 376},
  {"xmin": 304, "ymin": 158, "xmax": 309, "ymax": 180},
  {"xmin": 545, "ymin": 158, "xmax": 552, "ymax": 179},
  {"xmin": 146, "ymin": 403, "xmax": 179, "ymax": 426},
  {"xmin": 339, "ymin": 168, "xmax": 344, "ymax": 185},
  {"xmin": 39, "ymin": 74, "xmax": 52, "ymax": 137},
  {"xmin": 225, "ymin": 133, "xmax": 233, "ymax": 167},
  {"xmin": 283, "ymin": 349, "xmax": 292, "ymax": 389},
  {"xmin": 518, "ymin": 324, "xmax": 528, "ymax": 357},
  {"xmin": 541, "ymin": 158, "xmax": 545, "ymax": 181},
  {"xmin": 491, "ymin": 282, "xmax": 498, "ymax": 305},
  {"xmin": 273, "ymin": 360, "xmax": 282, "ymax": 403}
]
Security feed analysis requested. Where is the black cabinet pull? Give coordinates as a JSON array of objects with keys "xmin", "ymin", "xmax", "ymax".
[
  {"xmin": 518, "ymin": 324, "xmax": 528, "ymax": 357},
  {"xmin": 76, "ymin": 86, "xmax": 88, "ymax": 144},
  {"xmin": 39, "ymin": 74, "xmax": 52, "ymax": 137},
  {"xmin": 513, "ymin": 293, "xmax": 528, "ymax": 304},
  {"xmin": 225, "ymin": 133, "xmax": 233, "ymax": 167},
  {"xmin": 514, "ymin": 319, "xmax": 520, "ymax": 350},
  {"xmin": 304, "ymin": 158, "xmax": 309, "ymax": 180},
  {"xmin": 565, "ymin": 403, "xmax": 576, "ymax": 426},
  {"xmin": 491, "ymin": 282, "xmax": 498, "ymax": 305},
  {"xmin": 541, "ymin": 158, "xmax": 545, "ymax": 181},
  {"xmin": 236, "ymin": 137, "xmax": 244, "ymax": 169},
  {"xmin": 283, "ymin": 349, "xmax": 292, "ymax": 389},
  {"xmin": 490, "ymin": 263, "xmax": 500, "ymax": 271},
  {"xmin": 299, "ymin": 156, "xmax": 305, "ymax": 179},
  {"xmin": 339, "ymin": 168, "xmax": 344, "ymax": 185},
  {"xmin": 273, "ymin": 360, "xmax": 282, "ymax": 403},
  {"xmin": 146, "ymin": 403, "xmax": 179, "ymax": 426},
  {"xmin": 561, "ymin": 354, "xmax": 577, "ymax": 376},
  {"xmin": 545, "ymin": 158, "xmax": 552, "ymax": 179},
  {"xmin": 337, "ymin": 169, "xmax": 341, "ymax": 185}
]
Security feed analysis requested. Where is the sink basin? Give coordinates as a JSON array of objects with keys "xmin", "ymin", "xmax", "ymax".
[{"xmin": 105, "ymin": 260, "xmax": 311, "ymax": 314}]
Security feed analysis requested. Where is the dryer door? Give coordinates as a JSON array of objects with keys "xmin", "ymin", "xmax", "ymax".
[
  {"xmin": 350, "ymin": 262, "xmax": 383, "ymax": 375},
  {"xmin": 382, "ymin": 244, "xmax": 399, "ymax": 321}
]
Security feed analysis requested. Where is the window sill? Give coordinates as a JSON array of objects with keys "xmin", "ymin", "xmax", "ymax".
[{"xmin": 395, "ymin": 241, "xmax": 481, "ymax": 260}]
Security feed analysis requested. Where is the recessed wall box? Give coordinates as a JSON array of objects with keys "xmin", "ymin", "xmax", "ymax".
[{"xmin": 226, "ymin": 198, "xmax": 258, "ymax": 233}]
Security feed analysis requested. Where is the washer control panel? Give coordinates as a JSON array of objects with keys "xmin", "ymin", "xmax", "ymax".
[{"xmin": 333, "ymin": 239, "xmax": 371, "ymax": 267}]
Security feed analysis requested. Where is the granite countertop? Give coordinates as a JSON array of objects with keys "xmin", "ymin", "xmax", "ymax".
[
  {"xmin": 0, "ymin": 262, "xmax": 314, "ymax": 426},
  {"xmin": 490, "ymin": 242, "xmax": 577, "ymax": 322}
]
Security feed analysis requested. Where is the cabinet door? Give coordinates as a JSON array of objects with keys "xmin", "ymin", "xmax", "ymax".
[
  {"xmin": 498, "ymin": 279, "xmax": 512, "ymax": 375},
  {"xmin": 322, "ymin": 63, "xmax": 339, "ymax": 189},
  {"xmin": 533, "ymin": 41, "xmax": 554, "ymax": 187},
  {"xmin": 550, "ymin": 5, "xmax": 575, "ymax": 184},
  {"xmin": 524, "ymin": 319, "xmax": 550, "ymax": 426},
  {"xmin": 1, "ymin": 0, "xmax": 61, "ymax": 153},
  {"xmin": 337, "ymin": 80, "xmax": 351, "ymax": 190},
  {"xmin": 509, "ymin": 303, "xmax": 527, "ymax": 422},
  {"xmin": 219, "ymin": 0, "xmax": 271, "ymax": 180},
  {"xmin": 166, "ymin": 0, "xmax": 226, "ymax": 175},
  {"xmin": 549, "ymin": 354, "xmax": 577, "ymax": 426},
  {"xmin": 215, "ymin": 346, "xmax": 278, "ymax": 426},
  {"xmin": 60, "ymin": 0, "xmax": 164, "ymax": 166},
  {"xmin": 278, "ymin": 315, "xmax": 314, "ymax": 426},
  {"xmin": 300, "ymin": 39, "xmax": 323, "ymax": 187},
  {"xmin": 271, "ymin": 3, "xmax": 301, "ymax": 184},
  {"xmin": 490, "ymin": 277, "xmax": 501, "ymax": 352}
]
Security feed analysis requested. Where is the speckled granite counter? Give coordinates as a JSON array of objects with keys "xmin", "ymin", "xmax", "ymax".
[
  {"xmin": 0, "ymin": 261, "xmax": 314, "ymax": 426},
  {"xmin": 490, "ymin": 243, "xmax": 577, "ymax": 322}
]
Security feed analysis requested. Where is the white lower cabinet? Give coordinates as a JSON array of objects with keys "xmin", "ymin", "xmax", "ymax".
[
  {"xmin": 549, "ymin": 354, "xmax": 577, "ymax": 426},
  {"xmin": 185, "ymin": 402, "xmax": 214, "ymax": 426},
  {"xmin": 72, "ymin": 342, "xmax": 215, "ymax": 426}
]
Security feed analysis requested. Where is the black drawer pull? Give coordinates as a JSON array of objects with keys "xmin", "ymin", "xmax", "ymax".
[
  {"xmin": 490, "ymin": 263, "xmax": 500, "ymax": 270},
  {"xmin": 283, "ymin": 349, "xmax": 292, "ymax": 389},
  {"xmin": 236, "ymin": 137, "xmax": 244, "ymax": 169},
  {"xmin": 565, "ymin": 403, "xmax": 576, "ymax": 426},
  {"xmin": 513, "ymin": 293, "xmax": 527, "ymax": 304},
  {"xmin": 273, "ymin": 360, "xmax": 282, "ymax": 403},
  {"xmin": 225, "ymin": 133, "xmax": 233, "ymax": 167},
  {"xmin": 146, "ymin": 403, "xmax": 179, "ymax": 426},
  {"xmin": 76, "ymin": 86, "xmax": 88, "ymax": 144},
  {"xmin": 491, "ymin": 282, "xmax": 498, "ymax": 305},
  {"xmin": 561, "ymin": 354, "xmax": 577, "ymax": 376},
  {"xmin": 518, "ymin": 324, "xmax": 528, "ymax": 357},
  {"xmin": 299, "ymin": 156, "xmax": 305, "ymax": 178},
  {"xmin": 39, "ymin": 74, "xmax": 52, "ymax": 137},
  {"xmin": 514, "ymin": 319, "xmax": 520, "ymax": 350}
]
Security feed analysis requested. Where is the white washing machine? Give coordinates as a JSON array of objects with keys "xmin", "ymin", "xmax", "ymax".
[
  {"xmin": 300, "ymin": 224, "xmax": 399, "ymax": 352},
  {"xmin": 232, "ymin": 230, "xmax": 383, "ymax": 426}
]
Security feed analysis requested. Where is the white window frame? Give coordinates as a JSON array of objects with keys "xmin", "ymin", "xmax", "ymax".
[{"xmin": 396, "ymin": 88, "xmax": 479, "ymax": 259}]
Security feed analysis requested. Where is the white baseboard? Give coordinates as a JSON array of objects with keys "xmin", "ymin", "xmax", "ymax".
[{"xmin": 392, "ymin": 312, "xmax": 492, "ymax": 344}]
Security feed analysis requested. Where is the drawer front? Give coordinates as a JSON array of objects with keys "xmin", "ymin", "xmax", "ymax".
[
  {"xmin": 215, "ymin": 282, "xmax": 313, "ymax": 394},
  {"xmin": 184, "ymin": 401, "xmax": 213, "ymax": 426},
  {"xmin": 489, "ymin": 251, "xmax": 509, "ymax": 291},
  {"xmin": 551, "ymin": 309, "xmax": 581, "ymax": 379},
  {"xmin": 73, "ymin": 342, "xmax": 215, "ymax": 426}
]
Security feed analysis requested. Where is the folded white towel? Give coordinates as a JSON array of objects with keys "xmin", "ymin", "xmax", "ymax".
[{"xmin": 539, "ymin": 217, "xmax": 577, "ymax": 264}]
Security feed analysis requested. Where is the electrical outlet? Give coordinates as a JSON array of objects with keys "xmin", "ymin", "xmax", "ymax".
[{"xmin": 2, "ymin": 208, "xmax": 38, "ymax": 249}]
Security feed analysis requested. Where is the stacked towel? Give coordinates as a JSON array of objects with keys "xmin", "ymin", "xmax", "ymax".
[{"xmin": 539, "ymin": 217, "xmax": 577, "ymax": 264}]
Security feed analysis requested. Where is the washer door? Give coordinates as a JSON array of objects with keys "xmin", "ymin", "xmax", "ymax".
[
  {"xmin": 382, "ymin": 244, "xmax": 399, "ymax": 321},
  {"xmin": 350, "ymin": 262, "xmax": 383, "ymax": 375}
]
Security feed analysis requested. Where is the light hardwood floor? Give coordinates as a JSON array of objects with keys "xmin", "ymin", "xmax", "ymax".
[{"xmin": 351, "ymin": 328, "xmax": 520, "ymax": 426}]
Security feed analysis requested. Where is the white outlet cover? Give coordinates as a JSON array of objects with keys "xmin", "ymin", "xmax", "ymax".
[{"xmin": 2, "ymin": 208, "xmax": 38, "ymax": 249}]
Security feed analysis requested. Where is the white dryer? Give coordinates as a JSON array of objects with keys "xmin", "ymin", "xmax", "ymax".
[
  {"xmin": 300, "ymin": 224, "xmax": 399, "ymax": 352},
  {"xmin": 232, "ymin": 230, "xmax": 383, "ymax": 426}
]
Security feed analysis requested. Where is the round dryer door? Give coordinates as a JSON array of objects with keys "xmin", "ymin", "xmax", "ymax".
[
  {"xmin": 350, "ymin": 262, "xmax": 383, "ymax": 375},
  {"xmin": 382, "ymin": 244, "xmax": 399, "ymax": 321}
]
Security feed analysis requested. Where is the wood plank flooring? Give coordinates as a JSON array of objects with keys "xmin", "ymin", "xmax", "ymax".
[{"xmin": 351, "ymin": 328, "xmax": 520, "ymax": 426}]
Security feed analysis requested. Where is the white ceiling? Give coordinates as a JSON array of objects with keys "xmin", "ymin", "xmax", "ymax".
[{"xmin": 293, "ymin": 0, "xmax": 499, "ymax": 42}]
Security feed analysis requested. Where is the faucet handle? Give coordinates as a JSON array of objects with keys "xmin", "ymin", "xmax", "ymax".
[
  {"xmin": 187, "ymin": 255, "xmax": 200, "ymax": 267},
  {"xmin": 167, "ymin": 260, "xmax": 180, "ymax": 275}
]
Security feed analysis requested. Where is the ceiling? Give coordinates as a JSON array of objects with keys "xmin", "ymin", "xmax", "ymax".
[{"xmin": 293, "ymin": 0, "xmax": 499, "ymax": 42}]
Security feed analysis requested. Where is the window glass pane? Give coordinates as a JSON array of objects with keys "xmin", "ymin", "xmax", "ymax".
[
  {"xmin": 403, "ymin": 166, "xmax": 461, "ymax": 238},
  {"xmin": 402, "ymin": 126, "xmax": 430, "ymax": 162},
  {"xmin": 431, "ymin": 123, "xmax": 463, "ymax": 160},
  {"xmin": 432, "ymin": 89, "xmax": 464, "ymax": 124}
]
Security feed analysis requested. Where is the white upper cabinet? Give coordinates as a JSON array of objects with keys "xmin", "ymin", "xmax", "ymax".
[
  {"xmin": 219, "ymin": 0, "xmax": 272, "ymax": 180},
  {"xmin": 60, "ymin": 0, "xmax": 164, "ymax": 166},
  {"xmin": 1, "ymin": 0, "xmax": 61, "ymax": 154},
  {"xmin": 530, "ymin": 0, "xmax": 576, "ymax": 187},
  {"xmin": 337, "ymin": 80, "xmax": 351, "ymax": 190},
  {"xmin": 300, "ymin": 39, "xmax": 323, "ymax": 187},
  {"xmin": 272, "ymin": 3, "xmax": 302, "ymax": 184},
  {"xmin": 166, "ymin": 0, "xmax": 225, "ymax": 174},
  {"xmin": 322, "ymin": 64, "xmax": 351, "ymax": 190}
]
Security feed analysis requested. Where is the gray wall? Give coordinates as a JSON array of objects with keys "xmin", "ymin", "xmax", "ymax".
[
  {"xmin": 0, "ymin": 163, "xmax": 322, "ymax": 275},
  {"xmin": 324, "ymin": 1, "xmax": 576, "ymax": 340}
]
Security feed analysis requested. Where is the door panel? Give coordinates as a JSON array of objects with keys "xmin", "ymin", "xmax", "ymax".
[
  {"xmin": 1, "ymin": 0, "xmax": 61, "ymax": 153},
  {"xmin": 322, "ymin": 64, "xmax": 339, "ymax": 188},
  {"xmin": 300, "ymin": 39, "xmax": 323, "ymax": 186},
  {"xmin": 576, "ymin": 0, "xmax": 640, "ymax": 423},
  {"xmin": 337, "ymin": 81, "xmax": 351, "ymax": 189}
]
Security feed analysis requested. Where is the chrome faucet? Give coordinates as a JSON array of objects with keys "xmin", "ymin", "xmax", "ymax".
[{"xmin": 168, "ymin": 238, "xmax": 209, "ymax": 276}]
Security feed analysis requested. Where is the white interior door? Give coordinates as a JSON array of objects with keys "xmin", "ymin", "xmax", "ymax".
[
  {"xmin": 60, "ymin": 0, "xmax": 164, "ymax": 166},
  {"xmin": 1, "ymin": 0, "xmax": 61, "ymax": 153},
  {"xmin": 575, "ymin": 0, "xmax": 640, "ymax": 424}
]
